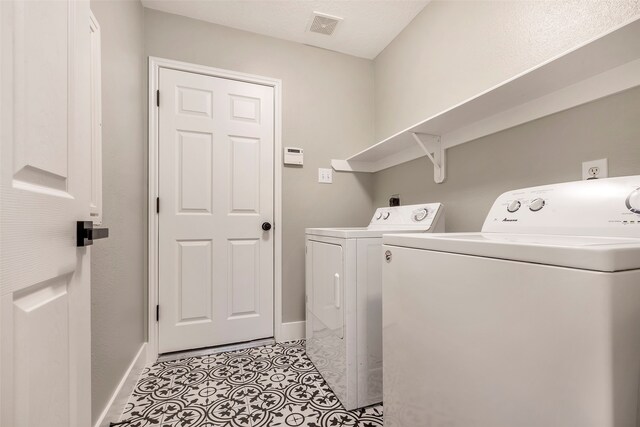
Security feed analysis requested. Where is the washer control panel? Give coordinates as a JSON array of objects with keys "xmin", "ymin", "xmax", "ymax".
[
  {"xmin": 413, "ymin": 208, "xmax": 429, "ymax": 222},
  {"xmin": 506, "ymin": 200, "xmax": 521, "ymax": 213},
  {"xmin": 529, "ymin": 198, "xmax": 545, "ymax": 212},
  {"xmin": 369, "ymin": 203, "xmax": 444, "ymax": 230},
  {"xmin": 483, "ymin": 176, "xmax": 640, "ymax": 237},
  {"xmin": 626, "ymin": 188, "xmax": 640, "ymax": 214}
]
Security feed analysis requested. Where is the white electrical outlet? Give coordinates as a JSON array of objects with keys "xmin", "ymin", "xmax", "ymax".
[
  {"xmin": 582, "ymin": 158, "xmax": 608, "ymax": 180},
  {"xmin": 318, "ymin": 168, "xmax": 333, "ymax": 184}
]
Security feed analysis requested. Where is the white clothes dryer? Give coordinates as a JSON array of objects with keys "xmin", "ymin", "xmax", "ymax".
[
  {"xmin": 382, "ymin": 176, "xmax": 640, "ymax": 427},
  {"xmin": 305, "ymin": 203, "xmax": 444, "ymax": 410}
]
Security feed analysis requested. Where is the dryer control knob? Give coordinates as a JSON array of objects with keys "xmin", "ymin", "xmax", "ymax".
[
  {"xmin": 507, "ymin": 200, "xmax": 521, "ymax": 213},
  {"xmin": 626, "ymin": 188, "xmax": 640, "ymax": 214},
  {"xmin": 529, "ymin": 198, "xmax": 545, "ymax": 212},
  {"xmin": 375, "ymin": 211, "xmax": 382, "ymax": 220},
  {"xmin": 413, "ymin": 208, "xmax": 428, "ymax": 221},
  {"xmin": 383, "ymin": 212, "xmax": 391, "ymax": 220}
]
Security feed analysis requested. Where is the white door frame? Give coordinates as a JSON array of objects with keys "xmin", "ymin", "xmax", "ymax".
[{"xmin": 147, "ymin": 57, "xmax": 283, "ymax": 362}]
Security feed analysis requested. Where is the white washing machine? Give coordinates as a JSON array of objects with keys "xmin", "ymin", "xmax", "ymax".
[
  {"xmin": 382, "ymin": 176, "xmax": 640, "ymax": 427},
  {"xmin": 305, "ymin": 203, "xmax": 444, "ymax": 410}
]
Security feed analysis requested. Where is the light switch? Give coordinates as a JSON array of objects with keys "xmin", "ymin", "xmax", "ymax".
[{"xmin": 318, "ymin": 168, "xmax": 333, "ymax": 184}]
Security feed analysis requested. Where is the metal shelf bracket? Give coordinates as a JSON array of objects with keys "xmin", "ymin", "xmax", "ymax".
[{"xmin": 411, "ymin": 132, "xmax": 446, "ymax": 183}]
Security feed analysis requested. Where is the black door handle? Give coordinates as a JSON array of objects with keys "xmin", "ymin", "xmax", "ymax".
[
  {"xmin": 262, "ymin": 222, "xmax": 272, "ymax": 231},
  {"xmin": 77, "ymin": 221, "xmax": 110, "ymax": 247}
]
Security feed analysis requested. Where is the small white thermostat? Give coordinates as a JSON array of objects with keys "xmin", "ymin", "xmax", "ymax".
[{"xmin": 284, "ymin": 147, "xmax": 304, "ymax": 165}]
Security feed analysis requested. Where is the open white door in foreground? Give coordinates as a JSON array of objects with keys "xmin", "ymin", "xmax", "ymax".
[
  {"xmin": 158, "ymin": 68, "xmax": 274, "ymax": 353},
  {"xmin": 1, "ymin": 1, "xmax": 93, "ymax": 426}
]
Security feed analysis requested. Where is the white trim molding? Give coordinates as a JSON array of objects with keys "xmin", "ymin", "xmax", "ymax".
[
  {"xmin": 94, "ymin": 343, "xmax": 148, "ymax": 427},
  {"xmin": 89, "ymin": 11, "xmax": 103, "ymax": 224},
  {"xmin": 279, "ymin": 321, "xmax": 306, "ymax": 342},
  {"xmin": 147, "ymin": 57, "xmax": 284, "ymax": 362}
]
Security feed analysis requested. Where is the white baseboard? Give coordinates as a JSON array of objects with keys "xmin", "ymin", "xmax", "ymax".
[
  {"xmin": 277, "ymin": 321, "xmax": 306, "ymax": 342},
  {"xmin": 95, "ymin": 342, "xmax": 148, "ymax": 427}
]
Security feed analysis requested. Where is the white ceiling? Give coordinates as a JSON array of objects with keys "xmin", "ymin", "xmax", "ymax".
[{"xmin": 141, "ymin": 0, "xmax": 429, "ymax": 59}]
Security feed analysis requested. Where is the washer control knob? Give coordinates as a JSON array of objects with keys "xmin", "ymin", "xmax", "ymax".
[
  {"xmin": 383, "ymin": 212, "xmax": 390, "ymax": 220},
  {"xmin": 626, "ymin": 188, "xmax": 640, "ymax": 214},
  {"xmin": 529, "ymin": 198, "xmax": 545, "ymax": 212},
  {"xmin": 506, "ymin": 200, "xmax": 521, "ymax": 213},
  {"xmin": 375, "ymin": 211, "xmax": 382, "ymax": 220},
  {"xmin": 413, "ymin": 208, "xmax": 429, "ymax": 222}
]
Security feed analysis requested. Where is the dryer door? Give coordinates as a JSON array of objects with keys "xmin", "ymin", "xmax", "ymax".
[{"xmin": 307, "ymin": 239, "xmax": 344, "ymax": 339}]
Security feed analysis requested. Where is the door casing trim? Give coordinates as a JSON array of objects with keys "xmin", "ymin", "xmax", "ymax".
[{"xmin": 147, "ymin": 57, "xmax": 283, "ymax": 363}]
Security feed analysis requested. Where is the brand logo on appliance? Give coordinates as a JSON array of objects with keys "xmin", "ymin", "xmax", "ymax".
[{"xmin": 503, "ymin": 218, "xmax": 518, "ymax": 222}]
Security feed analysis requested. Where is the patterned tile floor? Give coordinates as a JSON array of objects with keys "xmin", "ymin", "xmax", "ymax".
[{"xmin": 117, "ymin": 340, "xmax": 383, "ymax": 426}]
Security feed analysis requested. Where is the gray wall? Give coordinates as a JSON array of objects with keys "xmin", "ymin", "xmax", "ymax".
[
  {"xmin": 143, "ymin": 9, "xmax": 375, "ymax": 323},
  {"xmin": 372, "ymin": 1, "xmax": 640, "ymax": 231},
  {"xmin": 90, "ymin": 1, "xmax": 146, "ymax": 424},
  {"xmin": 374, "ymin": 0, "xmax": 640, "ymax": 141}
]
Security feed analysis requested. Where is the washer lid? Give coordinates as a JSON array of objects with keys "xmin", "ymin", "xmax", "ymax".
[
  {"xmin": 306, "ymin": 227, "xmax": 433, "ymax": 239},
  {"xmin": 382, "ymin": 232, "xmax": 640, "ymax": 272}
]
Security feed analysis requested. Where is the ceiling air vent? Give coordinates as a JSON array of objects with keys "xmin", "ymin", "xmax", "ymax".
[{"xmin": 308, "ymin": 12, "xmax": 342, "ymax": 36}]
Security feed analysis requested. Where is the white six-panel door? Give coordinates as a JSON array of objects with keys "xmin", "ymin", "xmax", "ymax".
[
  {"xmin": 158, "ymin": 68, "xmax": 274, "ymax": 353},
  {"xmin": 0, "ymin": 1, "xmax": 92, "ymax": 426}
]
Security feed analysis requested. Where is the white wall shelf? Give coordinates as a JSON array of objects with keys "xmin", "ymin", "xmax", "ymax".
[{"xmin": 331, "ymin": 17, "xmax": 640, "ymax": 183}]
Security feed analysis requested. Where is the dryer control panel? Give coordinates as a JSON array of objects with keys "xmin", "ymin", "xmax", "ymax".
[
  {"xmin": 369, "ymin": 203, "xmax": 444, "ymax": 232},
  {"xmin": 482, "ymin": 175, "xmax": 640, "ymax": 238}
]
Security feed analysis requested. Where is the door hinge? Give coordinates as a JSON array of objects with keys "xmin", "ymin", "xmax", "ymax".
[
  {"xmin": 156, "ymin": 305, "xmax": 159, "ymax": 322},
  {"xmin": 156, "ymin": 197, "xmax": 160, "ymax": 214},
  {"xmin": 156, "ymin": 90, "xmax": 160, "ymax": 107}
]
